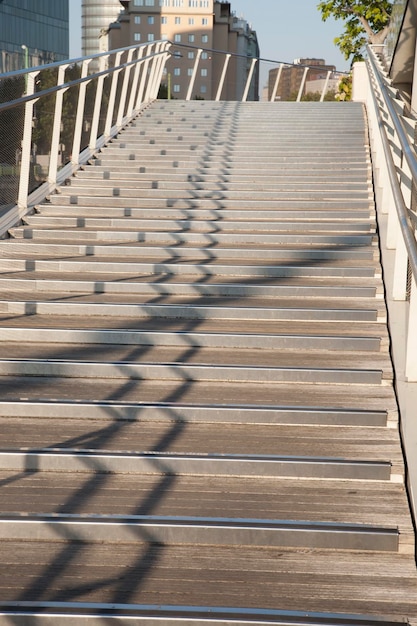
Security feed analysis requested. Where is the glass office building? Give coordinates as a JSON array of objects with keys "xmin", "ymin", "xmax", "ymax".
[{"xmin": 0, "ymin": 0, "xmax": 69, "ymax": 73}]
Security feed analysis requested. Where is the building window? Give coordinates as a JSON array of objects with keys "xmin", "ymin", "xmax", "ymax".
[
  {"xmin": 200, "ymin": 0, "xmax": 209, "ymax": 6},
  {"xmin": 187, "ymin": 68, "xmax": 193, "ymax": 76},
  {"xmin": 148, "ymin": 16, "xmax": 155, "ymax": 24},
  {"xmin": 188, "ymin": 34, "xmax": 195, "ymax": 43},
  {"xmin": 174, "ymin": 67, "xmax": 181, "ymax": 76},
  {"xmin": 201, "ymin": 52, "xmax": 208, "ymax": 59},
  {"xmin": 201, "ymin": 68, "xmax": 207, "ymax": 76},
  {"xmin": 188, "ymin": 18, "xmax": 194, "ymax": 25},
  {"xmin": 134, "ymin": 0, "xmax": 144, "ymax": 4},
  {"xmin": 145, "ymin": 0, "xmax": 155, "ymax": 5},
  {"xmin": 134, "ymin": 33, "xmax": 141, "ymax": 41},
  {"xmin": 173, "ymin": 84, "xmax": 180, "ymax": 93},
  {"xmin": 174, "ymin": 34, "xmax": 181, "ymax": 42},
  {"xmin": 188, "ymin": 51, "xmax": 195, "ymax": 59},
  {"xmin": 161, "ymin": 16, "xmax": 168, "ymax": 24},
  {"xmin": 173, "ymin": 0, "xmax": 183, "ymax": 6},
  {"xmin": 159, "ymin": 0, "xmax": 170, "ymax": 5},
  {"xmin": 202, "ymin": 18, "xmax": 208, "ymax": 25},
  {"xmin": 201, "ymin": 34, "xmax": 208, "ymax": 43},
  {"xmin": 200, "ymin": 85, "xmax": 207, "ymax": 93},
  {"xmin": 175, "ymin": 16, "xmax": 181, "ymax": 24},
  {"xmin": 161, "ymin": 33, "xmax": 168, "ymax": 40},
  {"xmin": 148, "ymin": 33, "xmax": 155, "ymax": 41},
  {"xmin": 134, "ymin": 16, "xmax": 141, "ymax": 24},
  {"xmin": 189, "ymin": 0, "xmax": 198, "ymax": 6}
]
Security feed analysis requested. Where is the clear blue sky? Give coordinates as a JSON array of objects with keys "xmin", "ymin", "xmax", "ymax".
[{"xmin": 69, "ymin": 0, "xmax": 350, "ymax": 73}]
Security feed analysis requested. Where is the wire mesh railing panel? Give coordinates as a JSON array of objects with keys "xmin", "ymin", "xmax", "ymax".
[
  {"xmin": 0, "ymin": 41, "xmax": 350, "ymax": 216},
  {"xmin": 59, "ymin": 67, "xmax": 81, "ymax": 170},
  {"xmin": 31, "ymin": 67, "xmax": 58, "ymax": 191},
  {"xmin": 0, "ymin": 75, "xmax": 25, "ymax": 209},
  {"xmin": 100, "ymin": 74, "xmax": 113, "ymax": 137},
  {"xmin": 109, "ymin": 51, "xmax": 125, "ymax": 129},
  {"xmin": 81, "ymin": 81, "xmax": 98, "ymax": 153}
]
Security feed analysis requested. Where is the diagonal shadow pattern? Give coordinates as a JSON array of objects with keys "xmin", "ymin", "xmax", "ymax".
[{"xmin": 0, "ymin": 99, "xmax": 412, "ymax": 620}]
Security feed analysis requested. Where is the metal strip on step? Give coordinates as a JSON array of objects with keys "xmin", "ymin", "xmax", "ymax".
[
  {"xmin": 8, "ymin": 228, "xmax": 376, "ymax": 247},
  {"xmin": 0, "ymin": 514, "xmax": 399, "ymax": 551},
  {"xmin": 0, "ymin": 280, "xmax": 381, "ymax": 302},
  {"xmin": 0, "ymin": 402, "xmax": 388, "ymax": 426},
  {"xmin": 0, "ymin": 258, "xmax": 378, "ymax": 278},
  {"xmin": 0, "ymin": 603, "xmax": 409, "ymax": 626},
  {"xmin": 1, "ymin": 301, "xmax": 379, "ymax": 321},
  {"xmin": 0, "ymin": 359, "xmax": 384, "ymax": 385},
  {"xmin": 0, "ymin": 450, "xmax": 393, "ymax": 480},
  {"xmin": 0, "ymin": 328, "xmax": 382, "ymax": 351}
]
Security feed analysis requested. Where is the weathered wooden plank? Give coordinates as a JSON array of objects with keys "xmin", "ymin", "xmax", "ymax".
[{"xmin": 0, "ymin": 542, "xmax": 416, "ymax": 619}]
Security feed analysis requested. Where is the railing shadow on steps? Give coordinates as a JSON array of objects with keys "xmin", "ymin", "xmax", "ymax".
[
  {"xmin": 0, "ymin": 40, "xmax": 409, "ymax": 619},
  {"xmin": 0, "ymin": 240, "xmax": 384, "ymax": 609},
  {"xmin": 0, "ymin": 92, "xmax": 387, "ymax": 592}
]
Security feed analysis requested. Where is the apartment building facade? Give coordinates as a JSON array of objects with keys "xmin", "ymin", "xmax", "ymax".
[{"xmin": 109, "ymin": 0, "xmax": 259, "ymax": 101}]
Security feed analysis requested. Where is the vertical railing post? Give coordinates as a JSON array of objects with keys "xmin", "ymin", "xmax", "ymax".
[
  {"xmin": 104, "ymin": 50, "xmax": 123, "ymax": 138},
  {"xmin": 151, "ymin": 41, "xmax": 171, "ymax": 100},
  {"xmin": 48, "ymin": 64, "xmax": 70, "ymax": 185},
  {"xmin": 136, "ymin": 43, "xmax": 154, "ymax": 108},
  {"xmin": 320, "ymin": 70, "xmax": 332, "ymax": 102},
  {"xmin": 17, "ymin": 71, "xmax": 39, "ymax": 209},
  {"xmin": 270, "ymin": 64, "xmax": 283, "ymax": 102},
  {"xmin": 297, "ymin": 66, "xmax": 309, "ymax": 102},
  {"xmin": 383, "ymin": 109, "xmax": 401, "ymax": 249},
  {"xmin": 406, "ymin": 278, "xmax": 417, "ymax": 380},
  {"xmin": 116, "ymin": 48, "xmax": 134, "ymax": 128},
  {"xmin": 146, "ymin": 42, "xmax": 164, "ymax": 101},
  {"xmin": 242, "ymin": 58, "xmax": 257, "ymax": 102},
  {"xmin": 72, "ymin": 59, "xmax": 91, "ymax": 166},
  {"xmin": 126, "ymin": 46, "xmax": 144, "ymax": 117},
  {"xmin": 392, "ymin": 150, "xmax": 412, "ymax": 301},
  {"xmin": 186, "ymin": 48, "xmax": 202, "ymax": 101},
  {"xmin": 215, "ymin": 53, "xmax": 231, "ymax": 101},
  {"xmin": 392, "ymin": 233, "xmax": 409, "ymax": 300},
  {"xmin": 89, "ymin": 54, "xmax": 108, "ymax": 152}
]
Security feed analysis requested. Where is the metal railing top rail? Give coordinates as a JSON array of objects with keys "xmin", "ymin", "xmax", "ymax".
[
  {"xmin": 0, "ymin": 40, "xmax": 165, "ymax": 81},
  {"xmin": 0, "ymin": 40, "xmax": 351, "ymax": 85},
  {"xmin": 0, "ymin": 39, "xmax": 351, "ymax": 117},
  {"xmin": 0, "ymin": 38, "xmax": 352, "ymax": 238},
  {"xmin": 0, "ymin": 43, "xmax": 171, "ymax": 114},
  {"xmin": 169, "ymin": 41, "xmax": 351, "ymax": 74},
  {"xmin": 366, "ymin": 44, "xmax": 417, "ymax": 285},
  {"xmin": 0, "ymin": 39, "xmax": 171, "ymax": 225}
]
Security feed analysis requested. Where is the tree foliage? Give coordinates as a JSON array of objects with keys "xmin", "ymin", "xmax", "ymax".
[
  {"xmin": 317, "ymin": 0, "xmax": 393, "ymax": 62},
  {"xmin": 289, "ymin": 90, "xmax": 337, "ymax": 102}
]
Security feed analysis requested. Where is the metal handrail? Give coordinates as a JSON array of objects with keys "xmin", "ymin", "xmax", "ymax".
[
  {"xmin": 0, "ymin": 40, "xmax": 351, "ymax": 230},
  {"xmin": 0, "ymin": 47, "xmax": 169, "ymax": 114},
  {"xmin": 0, "ymin": 42, "xmax": 350, "ymax": 112},
  {"xmin": 0, "ymin": 40, "xmax": 171, "ymax": 218},
  {"xmin": 366, "ymin": 46, "xmax": 417, "ymax": 284}
]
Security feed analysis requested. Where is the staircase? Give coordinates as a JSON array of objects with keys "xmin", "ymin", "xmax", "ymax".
[{"xmin": 0, "ymin": 100, "xmax": 416, "ymax": 624}]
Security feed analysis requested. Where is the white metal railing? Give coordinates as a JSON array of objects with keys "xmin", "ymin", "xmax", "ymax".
[
  {"xmin": 0, "ymin": 41, "xmax": 171, "ymax": 217},
  {"xmin": 354, "ymin": 45, "xmax": 417, "ymax": 381},
  {"xmin": 0, "ymin": 42, "xmax": 347, "ymax": 237}
]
